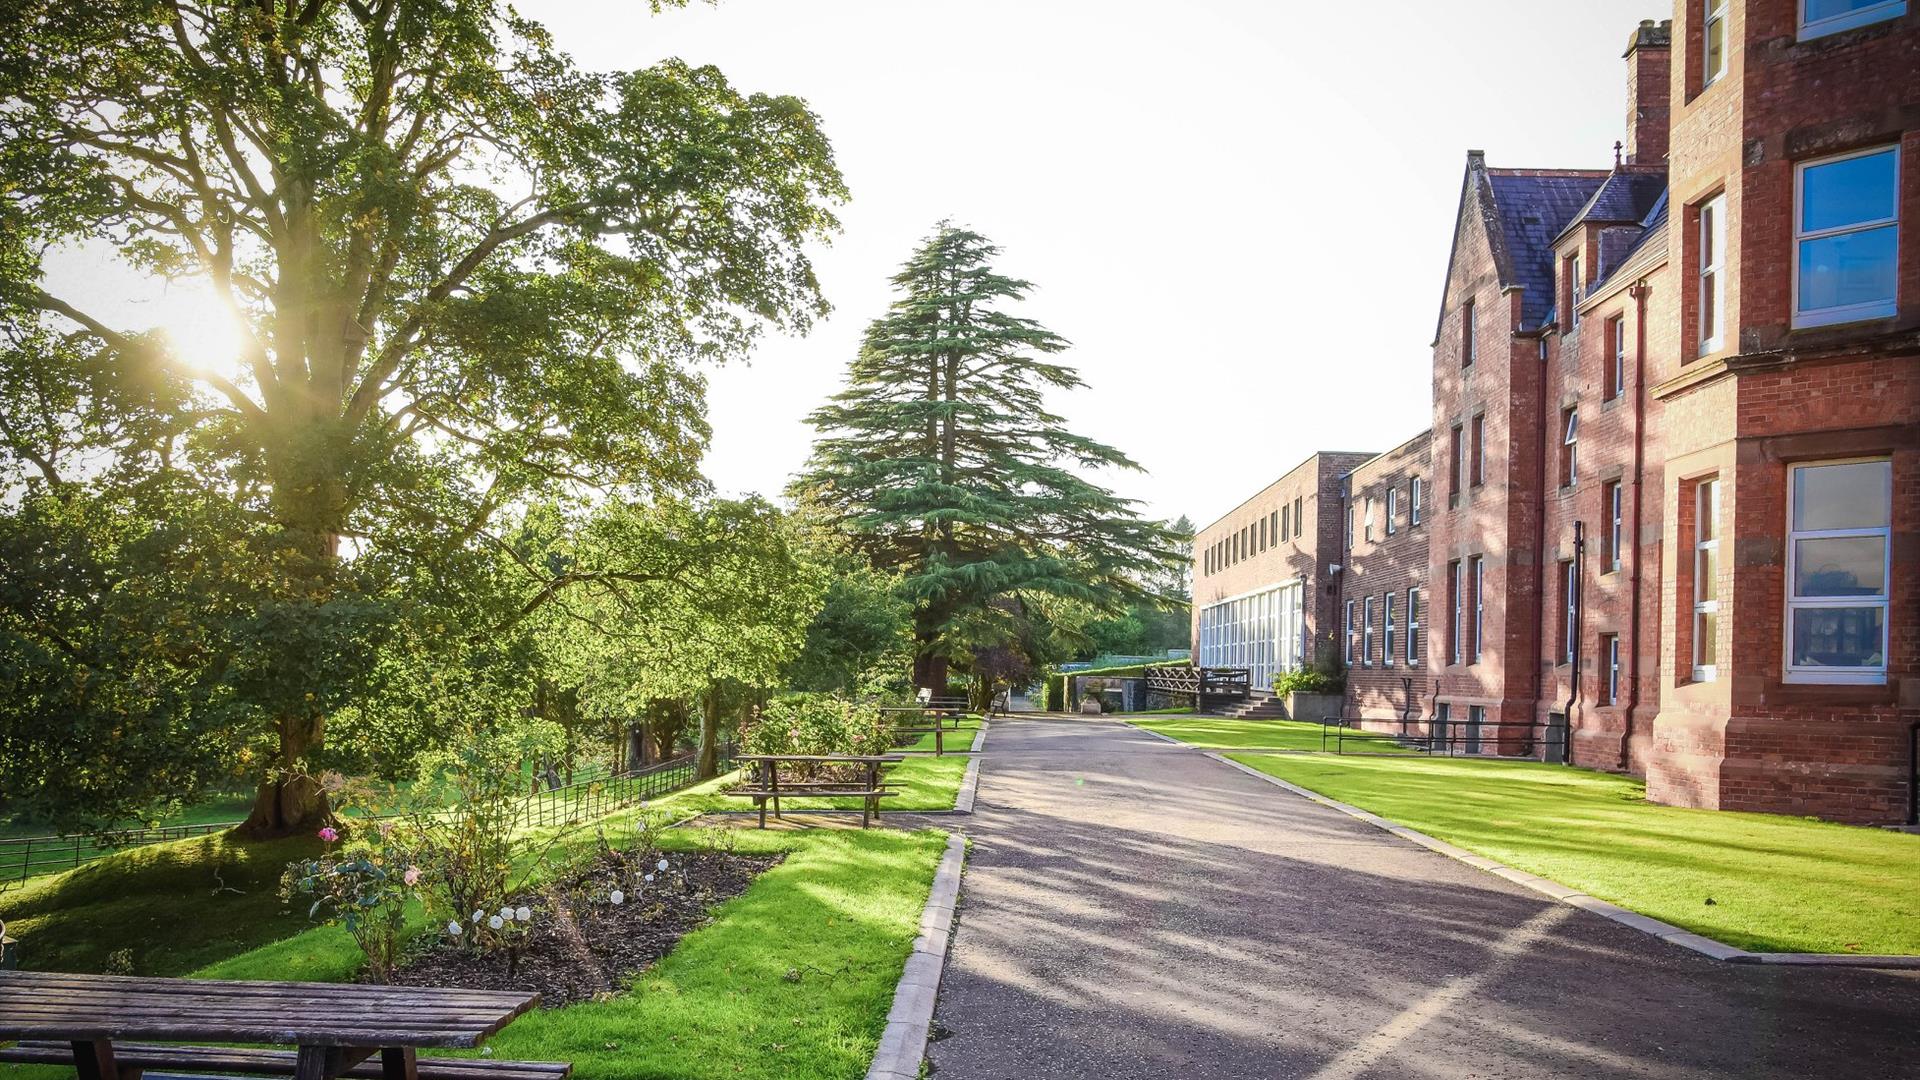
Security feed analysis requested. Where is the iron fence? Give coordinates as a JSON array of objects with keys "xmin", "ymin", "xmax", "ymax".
[
  {"xmin": 0, "ymin": 746, "xmax": 736, "ymax": 884},
  {"xmin": 512, "ymin": 743, "xmax": 735, "ymax": 833},
  {"xmin": 0, "ymin": 821, "xmax": 240, "ymax": 885}
]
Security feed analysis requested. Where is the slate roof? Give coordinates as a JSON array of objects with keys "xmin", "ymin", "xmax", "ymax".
[
  {"xmin": 1486, "ymin": 170, "xmax": 1608, "ymax": 329},
  {"xmin": 1611, "ymin": 187, "xmax": 1670, "ymax": 278},
  {"xmin": 1564, "ymin": 170, "xmax": 1668, "ymax": 233}
]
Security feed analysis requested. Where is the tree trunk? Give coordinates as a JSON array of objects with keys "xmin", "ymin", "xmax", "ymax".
[
  {"xmin": 697, "ymin": 684, "xmax": 720, "ymax": 779},
  {"xmin": 235, "ymin": 716, "xmax": 334, "ymax": 838},
  {"xmin": 912, "ymin": 648, "xmax": 948, "ymax": 694}
]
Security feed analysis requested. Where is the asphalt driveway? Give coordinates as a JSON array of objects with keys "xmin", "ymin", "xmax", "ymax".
[{"xmin": 926, "ymin": 715, "xmax": 1920, "ymax": 1080}]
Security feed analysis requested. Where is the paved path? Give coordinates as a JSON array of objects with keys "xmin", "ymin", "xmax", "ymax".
[{"xmin": 927, "ymin": 716, "xmax": 1920, "ymax": 1080}]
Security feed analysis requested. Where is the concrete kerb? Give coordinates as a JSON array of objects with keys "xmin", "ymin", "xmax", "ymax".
[
  {"xmin": 953, "ymin": 723, "xmax": 986, "ymax": 813},
  {"xmin": 1205, "ymin": 751, "xmax": 1920, "ymax": 971},
  {"xmin": 866, "ymin": 831, "xmax": 968, "ymax": 1080}
]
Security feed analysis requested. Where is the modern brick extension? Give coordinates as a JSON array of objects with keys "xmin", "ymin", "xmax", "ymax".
[{"xmin": 1193, "ymin": 2, "xmax": 1920, "ymax": 824}]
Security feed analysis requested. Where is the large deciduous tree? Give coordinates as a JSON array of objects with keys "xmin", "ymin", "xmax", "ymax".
[
  {"xmin": 0, "ymin": 0, "xmax": 844, "ymax": 834},
  {"xmin": 795, "ymin": 224, "xmax": 1180, "ymax": 690}
]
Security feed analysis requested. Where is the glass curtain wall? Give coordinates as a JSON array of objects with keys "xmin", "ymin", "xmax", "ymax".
[{"xmin": 1197, "ymin": 582, "xmax": 1305, "ymax": 690}]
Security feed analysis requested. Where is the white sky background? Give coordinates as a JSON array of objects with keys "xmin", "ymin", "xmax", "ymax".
[{"xmin": 42, "ymin": 0, "xmax": 1658, "ymax": 529}]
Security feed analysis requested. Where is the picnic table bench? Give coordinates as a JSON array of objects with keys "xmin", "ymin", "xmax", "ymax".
[
  {"xmin": 890, "ymin": 722, "xmax": 949, "ymax": 756},
  {"xmin": 730, "ymin": 754, "xmax": 904, "ymax": 828},
  {"xmin": 877, "ymin": 705, "xmax": 969, "ymax": 730},
  {"xmin": 0, "ymin": 970, "xmax": 566, "ymax": 1080}
]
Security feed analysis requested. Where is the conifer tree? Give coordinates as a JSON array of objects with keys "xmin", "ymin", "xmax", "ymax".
[{"xmin": 796, "ymin": 224, "xmax": 1179, "ymax": 690}]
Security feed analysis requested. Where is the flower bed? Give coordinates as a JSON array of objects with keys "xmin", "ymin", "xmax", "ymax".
[{"xmin": 387, "ymin": 846, "xmax": 781, "ymax": 1008}]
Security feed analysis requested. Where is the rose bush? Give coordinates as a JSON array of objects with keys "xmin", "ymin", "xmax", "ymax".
[{"xmin": 738, "ymin": 694, "xmax": 892, "ymax": 758}]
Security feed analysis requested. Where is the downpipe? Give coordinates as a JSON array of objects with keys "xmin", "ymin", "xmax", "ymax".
[{"xmin": 1561, "ymin": 521, "xmax": 1584, "ymax": 766}]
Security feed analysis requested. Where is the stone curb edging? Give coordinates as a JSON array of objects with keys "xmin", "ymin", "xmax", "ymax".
[
  {"xmin": 866, "ymin": 832, "xmax": 968, "ymax": 1080},
  {"xmin": 969, "ymin": 720, "xmax": 989, "ymax": 754},
  {"xmin": 952, "ymin": 722, "xmax": 986, "ymax": 813},
  {"xmin": 1205, "ymin": 752, "xmax": 1920, "ymax": 971}
]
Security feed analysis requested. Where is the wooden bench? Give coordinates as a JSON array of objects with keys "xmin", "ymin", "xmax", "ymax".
[
  {"xmin": 0, "ymin": 1040, "xmax": 568, "ymax": 1079},
  {"xmin": 891, "ymin": 723, "xmax": 947, "ymax": 756},
  {"xmin": 731, "ymin": 754, "xmax": 904, "ymax": 828},
  {"xmin": 0, "ymin": 971, "xmax": 562, "ymax": 1080}
]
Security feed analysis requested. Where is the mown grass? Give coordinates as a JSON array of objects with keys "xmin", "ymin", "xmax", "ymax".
[
  {"xmin": 1229, "ymin": 752, "xmax": 1920, "ymax": 955},
  {"xmin": 0, "ymin": 794, "xmax": 950, "ymax": 1080},
  {"xmin": 1132, "ymin": 716, "xmax": 1415, "ymax": 754}
]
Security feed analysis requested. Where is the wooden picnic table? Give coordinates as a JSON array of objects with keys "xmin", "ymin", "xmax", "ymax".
[
  {"xmin": 0, "ymin": 970, "xmax": 552, "ymax": 1080},
  {"xmin": 732, "ymin": 753, "xmax": 905, "ymax": 828}
]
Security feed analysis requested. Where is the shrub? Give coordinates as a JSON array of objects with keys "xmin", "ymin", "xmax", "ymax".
[
  {"xmin": 1044, "ymin": 673, "xmax": 1065, "ymax": 711},
  {"xmin": 1274, "ymin": 668, "xmax": 1343, "ymax": 695},
  {"xmin": 740, "ymin": 694, "xmax": 892, "ymax": 758},
  {"xmin": 281, "ymin": 825, "xmax": 422, "ymax": 983}
]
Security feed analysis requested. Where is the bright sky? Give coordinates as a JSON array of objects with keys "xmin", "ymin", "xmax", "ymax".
[{"xmin": 43, "ymin": 0, "xmax": 1658, "ymax": 528}]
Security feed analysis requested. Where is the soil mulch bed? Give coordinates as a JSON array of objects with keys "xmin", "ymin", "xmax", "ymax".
[{"xmin": 386, "ymin": 848, "xmax": 783, "ymax": 1008}]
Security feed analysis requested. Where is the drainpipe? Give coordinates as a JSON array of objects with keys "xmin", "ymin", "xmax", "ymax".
[
  {"xmin": 1562, "ymin": 521, "xmax": 1585, "ymax": 765},
  {"xmin": 1621, "ymin": 279, "xmax": 1652, "ymax": 771},
  {"xmin": 1532, "ymin": 331, "xmax": 1552, "ymax": 757}
]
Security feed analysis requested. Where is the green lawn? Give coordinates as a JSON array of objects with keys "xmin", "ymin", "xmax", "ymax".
[
  {"xmin": 0, "ymin": 798, "xmax": 950, "ymax": 1080},
  {"xmin": 1132, "ymin": 716, "xmax": 1415, "ymax": 754},
  {"xmin": 1230, "ymin": 753, "xmax": 1920, "ymax": 955}
]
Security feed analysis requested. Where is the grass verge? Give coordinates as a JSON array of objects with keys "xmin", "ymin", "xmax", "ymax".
[
  {"xmin": 1228, "ymin": 752, "xmax": 1920, "ymax": 955},
  {"xmin": 1132, "ymin": 716, "xmax": 1414, "ymax": 753},
  {"xmin": 2, "ymin": 811, "xmax": 949, "ymax": 1080}
]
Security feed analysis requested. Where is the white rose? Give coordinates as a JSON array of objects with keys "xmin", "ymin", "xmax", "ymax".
[
  {"xmin": 656, "ymin": 859, "xmax": 669, "ymax": 871},
  {"xmin": 472, "ymin": 909, "xmax": 485, "ymax": 922},
  {"xmin": 515, "ymin": 905, "xmax": 531, "ymax": 922},
  {"xmin": 488, "ymin": 915, "xmax": 504, "ymax": 930},
  {"xmin": 609, "ymin": 890, "xmax": 625, "ymax": 905},
  {"xmin": 644, "ymin": 873, "xmax": 654, "ymax": 883},
  {"xmin": 447, "ymin": 921, "xmax": 463, "ymax": 936}
]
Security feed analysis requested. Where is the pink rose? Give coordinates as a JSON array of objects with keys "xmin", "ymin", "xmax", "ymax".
[
  {"xmin": 403, "ymin": 866, "xmax": 421, "ymax": 886},
  {"xmin": 317, "ymin": 826, "xmax": 339, "ymax": 842}
]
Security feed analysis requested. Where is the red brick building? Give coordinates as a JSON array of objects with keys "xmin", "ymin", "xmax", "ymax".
[
  {"xmin": 1421, "ymin": 5, "xmax": 1919, "ymax": 822},
  {"xmin": 1192, "ymin": 3, "xmax": 1916, "ymax": 823},
  {"xmin": 1191, "ymin": 452, "xmax": 1373, "ymax": 696},
  {"xmin": 1339, "ymin": 431, "xmax": 1433, "ymax": 726}
]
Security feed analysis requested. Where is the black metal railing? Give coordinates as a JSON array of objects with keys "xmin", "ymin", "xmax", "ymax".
[
  {"xmin": 1320, "ymin": 716, "xmax": 1567, "ymax": 761},
  {"xmin": 0, "ymin": 821, "xmax": 240, "ymax": 885},
  {"xmin": 512, "ymin": 743, "xmax": 735, "ymax": 833},
  {"xmin": 0, "ymin": 747, "xmax": 736, "ymax": 884}
]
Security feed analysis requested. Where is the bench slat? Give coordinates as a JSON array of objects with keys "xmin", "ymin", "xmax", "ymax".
[{"xmin": 0, "ymin": 1041, "xmax": 570, "ymax": 1079}]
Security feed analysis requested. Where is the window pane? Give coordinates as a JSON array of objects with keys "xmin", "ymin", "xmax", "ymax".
[
  {"xmin": 1695, "ymin": 545, "xmax": 1720, "ymax": 601},
  {"xmin": 1794, "ymin": 536, "xmax": 1887, "ymax": 597},
  {"xmin": 1791, "ymin": 606, "xmax": 1885, "ymax": 668},
  {"xmin": 1696, "ymin": 611, "xmax": 1718, "ymax": 667},
  {"xmin": 1793, "ymin": 460, "xmax": 1890, "ymax": 530},
  {"xmin": 1802, "ymin": 151, "xmax": 1897, "ymax": 232},
  {"xmin": 1798, "ymin": 225, "xmax": 1897, "ymax": 314}
]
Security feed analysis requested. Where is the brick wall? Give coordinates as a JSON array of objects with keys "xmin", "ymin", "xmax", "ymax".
[
  {"xmin": 1341, "ymin": 431, "xmax": 1434, "ymax": 724},
  {"xmin": 1190, "ymin": 451, "xmax": 1375, "ymax": 672}
]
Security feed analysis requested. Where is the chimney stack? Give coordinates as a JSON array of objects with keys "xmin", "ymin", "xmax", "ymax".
[{"xmin": 1623, "ymin": 19, "xmax": 1672, "ymax": 166}]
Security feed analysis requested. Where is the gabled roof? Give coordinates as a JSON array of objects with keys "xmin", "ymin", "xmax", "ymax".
[
  {"xmin": 1487, "ymin": 170, "xmax": 1608, "ymax": 329},
  {"xmin": 1559, "ymin": 168, "xmax": 1668, "ymax": 238},
  {"xmin": 1432, "ymin": 152, "xmax": 1607, "ymax": 340}
]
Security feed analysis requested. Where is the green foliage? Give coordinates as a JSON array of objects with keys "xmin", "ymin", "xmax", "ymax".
[
  {"xmin": 1044, "ymin": 674, "xmax": 1065, "ymax": 712},
  {"xmin": 1274, "ymin": 668, "xmax": 1343, "ymax": 695},
  {"xmin": 405, "ymin": 721, "xmax": 564, "ymax": 935},
  {"xmin": 739, "ymin": 695, "xmax": 892, "ymax": 758},
  {"xmin": 0, "ymin": 0, "xmax": 844, "ymax": 832},
  {"xmin": 795, "ymin": 224, "xmax": 1182, "ymax": 687},
  {"xmin": 280, "ymin": 830, "xmax": 423, "ymax": 982},
  {"xmin": 782, "ymin": 527, "xmax": 912, "ymax": 695}
]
